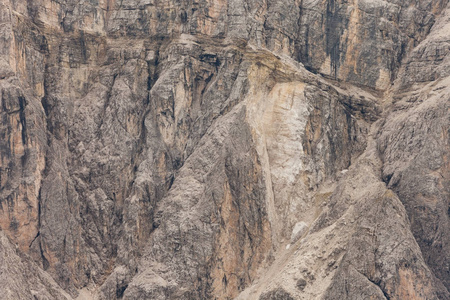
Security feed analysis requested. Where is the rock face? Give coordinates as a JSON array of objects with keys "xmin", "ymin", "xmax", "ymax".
[{"xmin": 0, "ymin": 0, "xmax": 448, "ymax": 299}]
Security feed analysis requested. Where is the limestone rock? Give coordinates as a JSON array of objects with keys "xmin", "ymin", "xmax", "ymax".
[
  {"xmin": 0, "ymin": 0, "xmax": 449, "ymax": 299},
  {"xmin": 290, "ymin": 222, "xmax": 307, "ymax": 244},
  {"xmin": 0, "ymin": 230, "xmax": 71, "ymax": 300},
  {"xmin": 260, "ymin": 288, "xmax": 295, "ymax": 300}
]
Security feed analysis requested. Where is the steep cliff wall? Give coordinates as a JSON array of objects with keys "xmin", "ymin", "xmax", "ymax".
[{"xmin": 0, "ymin": 0, "xmax": 448, "ymax": 299}]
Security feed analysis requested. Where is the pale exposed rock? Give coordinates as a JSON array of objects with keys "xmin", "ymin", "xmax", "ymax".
[
  {"xmin": 290, "ymin": 222, "xmax": 308, "ymax": 244},
  {"xmin": 0, "ymin": 0, "xmax": 449, "ymax": 299},
  {"xmin": 0, "ymin": 230, "xmax": 72, "ymax": 300}
]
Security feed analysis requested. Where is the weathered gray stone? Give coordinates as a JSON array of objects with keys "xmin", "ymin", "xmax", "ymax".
[
  {"xmin": 0, "ymin": 230, "xmax": 71, "ymax": 300},
  {"xmin": 0, "ymin": 0, "xmax": 449, "ymax": 299},
  {"xmin": 260, "ymin": 288, "xmax": 295, "ymax": 300}
]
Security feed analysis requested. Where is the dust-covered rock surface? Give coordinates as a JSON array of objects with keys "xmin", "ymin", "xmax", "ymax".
[{"xmin": 0, "ymin": 0, "xmax": 448, "ymax": 299}]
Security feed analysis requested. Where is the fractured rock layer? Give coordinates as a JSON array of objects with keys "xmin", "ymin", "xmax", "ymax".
[{"xmin": 0, "ymin": 0, "xmax": 448, "ymax": 299}]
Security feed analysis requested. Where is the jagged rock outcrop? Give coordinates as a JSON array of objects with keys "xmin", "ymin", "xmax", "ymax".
[
  {"xmin": 0, "ymin": 0, "xmax": 448, "ymax": 299},
  {"xmin": 0, "ymin": 230, "xmax": 71, "ymax": 299}
]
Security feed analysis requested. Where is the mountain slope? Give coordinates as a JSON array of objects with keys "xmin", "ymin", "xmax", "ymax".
[{"xmin": 0, "ymin": 0, "xmax": 448, "ymax": 299}]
